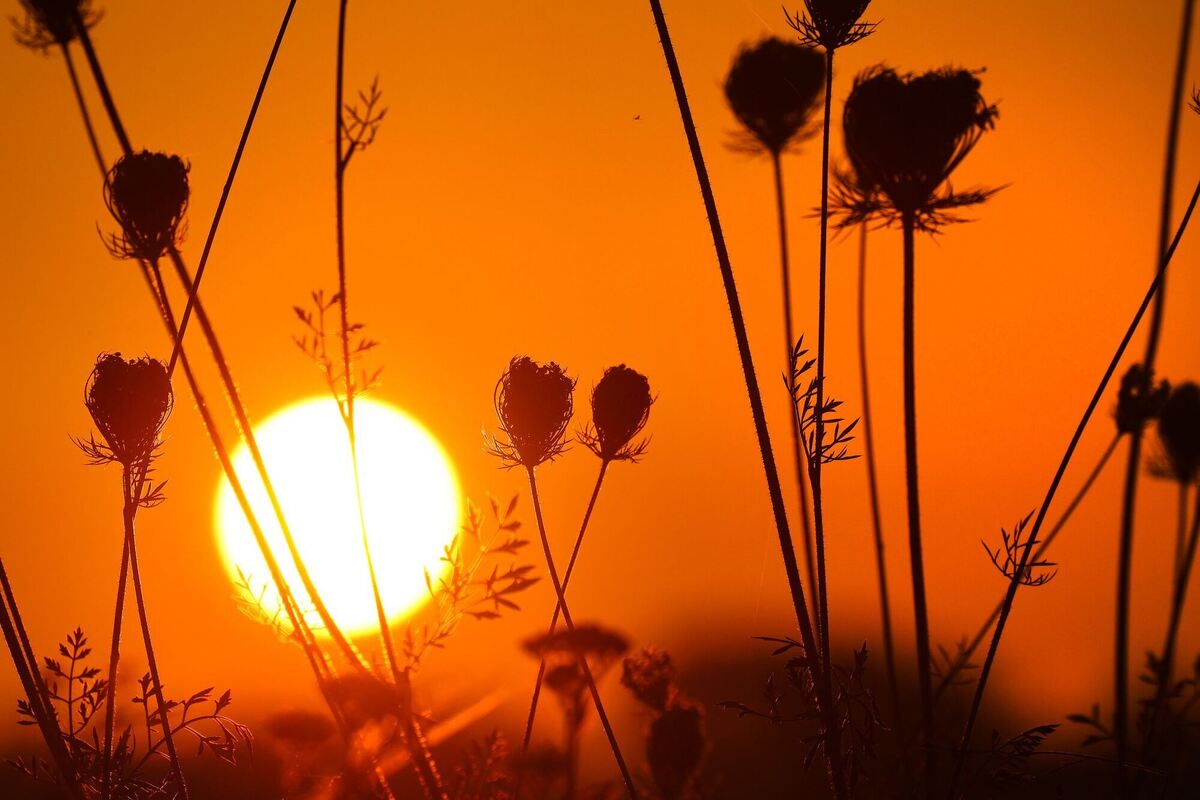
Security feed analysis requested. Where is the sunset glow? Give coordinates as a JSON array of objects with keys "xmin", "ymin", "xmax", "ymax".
[{"xmin": 214, "ymin": 397, "xmax": 460, "ymax": 636}]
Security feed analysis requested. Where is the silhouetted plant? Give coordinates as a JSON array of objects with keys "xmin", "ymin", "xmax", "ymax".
[
  {"xmin": 623, "ymin": 648, "xmax": 706, "ymax": 800},
  {"xmin": 103, "ymin": 152, "xmax": 190, "ymax": 262},
  {"xmin": 489, "ymin": 357, "xmax": 638, "ymax": 798},
  {"xmin": 983, "ymin": 511, "xmax": 1057, "ymax": 588},
  {"xmin": 723, "ymin": 37, "xmax": 824, "ymax": 617},
  {"xmin": 785, "ymin": 0, "xmax": 874, "ymax": 52},
  {"xmin": 1115, "ymin": 364, "xmax": 1170, "ymax": 436},
  {"xmin": 841, "ymin": 66, "xmax": 998, "ymax": 780},
  {"xmin": 10, "ymin": 0, "xmax": 98, "ymax": 51},
  {"xmin": 522, "ymin": 366, "xmax": 654, "ymax": 761}
]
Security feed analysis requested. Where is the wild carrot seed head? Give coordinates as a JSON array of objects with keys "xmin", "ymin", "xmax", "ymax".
[
  {"xmin": 84, "ymin": 353, "xmax": 173, "ymax": 466},
  {"xmin": 841, "ymin": 66, "xmax": 997, "ymax": 229},
  {"xmin": 647, "ymin": 701, "xmax": 705, "ymax": 800},
  {"xmin": 104, "ymin": 150, "xmax": 190, "ymax": 261},
  {"xmin": 1115, "ymin": 363, "xmax": 1169, "ymax": 435},
  {"xmin": 581, "ymin": 364, "xmax": 652, "ymax": 462},
  {"xmin": 12, "ymin": 0, "xmax": 98, "ymax": 51},
  {"xmin": 724, "ymin": 38, "xmax": 825, "ymax": 156},
  {"xmin": 489, "ymin": 356, "xmax": 575, "ymax": 468},
  {"xmin": 621, "ymin": 648, "xmax": 677, "ymax": 712},
  {"xmin": 786, "ymin": 0, "xmax": 875, "ymax": 52},
  {"xmin": 1155, "ymin": 382, "xmax": 1200, "ymax": 484}
]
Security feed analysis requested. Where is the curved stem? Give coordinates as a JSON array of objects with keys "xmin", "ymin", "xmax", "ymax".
[
  {"xmin": 1113, "ymin": 0, "xmax": 1194, "ymax": 786},
  {"xmin": 857, "ymin": 223, "xmax": 899, "ymax": 716},
  {"xmin": 520, "ymin": 460, "xmax": 610, "ymax": 757},
  {"xmin": 902, "ymin": 216, "xmax": 935, "ymax": 790},
  {"xmin": 643, "ymin": 5, "xmax": 843, "ymax": 797},
  {"xmin": 524, "ymin": 467, "xmax": 638, "ymax": 799},
  {"xmin": 934, "ymin": 432, "xmax": 1121, "ymax": 701},
  {"xmin": 122, "ymin": 480, "xmax": 188, "ymax": 800},
  {"xmin": 773, "ymin": 152, "xmax": 818, "ymax": 613},
  {"xmin": 947, "ymin": 178, "xmax": 1200, "ymax": 800}
]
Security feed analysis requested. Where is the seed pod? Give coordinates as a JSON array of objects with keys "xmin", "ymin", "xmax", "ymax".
[
  {"xmin": 583, "ymin": 364, "xmax": 653, "ymax": 462},
  {"xmin": 1115, "ymin": 363, "xmax": 1169, "ymax": 435},
  {"xmin": 491, "ymin": 356, "xmax": 575, "ymax": 468},
  {"xmin": 104, "ymin": 151, "xmax": 191, "ymax": 261},
  {"xmin": 13, "ymin": 0, "xmax": 99, "ymax": 51},
  {"xmin": 647, "ymin": 702, "xmax": 705, "ymax": 800},
  {"xmin": 1156, "ymin": 382, "xmax": 1200, "ymax": 484},
  {"xmin": 787, "ymin": 0, "xmax": 874, "ymax": 51},
  {"xmin": 84, "ymin": 353, "xmax": 173, "ymax": 466},
  {"xmin": 724, "ymin": 38, "xmax": 825, "ymax": 155},
  {"xmin": 621, "ymin": 648, "xmax": 677, "ymax": 712}
]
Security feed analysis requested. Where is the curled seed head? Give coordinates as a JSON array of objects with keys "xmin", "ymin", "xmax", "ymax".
[
  {"xmin": 104, "ymin": 150, "xmax": 190, "ymax": 261},
  {"xmin": 621, "ymin": 648, "xmax": 677, "ymax": 712},
  {"xmin": 787, "ymin": 0, "xmax": 875, "ymax": 51},
  {"xmin": 12, "ymin": 0, "xmax": 99, "ymax": 51},
  {"xmin": 1155, "ymin": 382, "xmax": 1200, "ymax": 484},
  {"xmin": 490, "ymin": 356, "xmax": 575, "ymax": 468},
  {"xmin": 582, "ymin": 364, "xmax": 653, "ymax": 462},
  {"xmin": 647, "ymin": 702, "xmax": 705, "ymax": 800},
  {"xmin": 1115, "ymin": 363, "xmax": 1169, "ymax": 435},
  {"xmin": 724, "ymin": 38, "xmax": 826, "ymax": 156},
  {"xmin": 84, "ymin": 353, "xmax": 173, "ymax": 466},
  {"xmin": 843, "ymin": 66, "xmax": 997, "ymax": 220}
]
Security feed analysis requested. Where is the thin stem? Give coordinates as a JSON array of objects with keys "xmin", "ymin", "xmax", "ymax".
[
  {"xmin": 167, "ymin": 0, "xmax": 299, "ymax": 373},
  {"xmin": 59, "ymin": 43, "xmax": 105, "ymax": 177},
  {"xmin": 933, "ymin": 432, "xmax": 1122, "ymax": 701},
  {"xmin": 520, "ymin": 460, "xmax": 610, "ymax": 756},
  {"xmin": 71, "ymin": 15, "xmax": 131, "ymax": 154},
  {"xmin": 947, "ymin": 178, "xmax": 1200, "ymax": 800},
  {"xmin": 902, "ymin": 216, "xmax": 935, "ymax": 788},
  {"xmin": 1113, "ymin": 0, "xmax": 1194, "ymax": 784},
  {"xmin": 643, "ymin": 6, "xmax": 843, "ymax": 797},
  {"xmin": 122, "ymin": 475, "xmax": 188, "ymax": 800},
  {"xmin": 100, "ymin": 477, "xmax": 133, "ymax": 800},
  {"xmin": 523, "ymin": 467, "xmax": 638, "ymax": 800},
  {"xmin": 857, "ymin": 222, "xmax": 899, "ymax": 714},
  {"xmin": 0, "ymin": 561, "xmax": 84, "ymax": 800},
  {"xmin": 1176, "ymin": 482, "xmax": 1188, "ymax": 581},
  {"xmin": 395, "ymin": 670, "xmax": 447, "ymax": 800},
  {"xmin": 773, "ymin": 151, "xmax": 818, "ymax": 614}
]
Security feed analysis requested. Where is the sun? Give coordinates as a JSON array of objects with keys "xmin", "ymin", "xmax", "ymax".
[{"xmin": 214, "ymin": 396, "xmax": 461, "ymax": 637}]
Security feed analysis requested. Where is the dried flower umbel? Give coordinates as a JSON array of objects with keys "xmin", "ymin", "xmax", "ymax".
[
  {"xmin": 104, "ymin": 151, "xmax": 190, "ymax": 261},
  {"xmin": 840, "ymin": 66, "xmax": 999, "ymax": 231},
  {"xmin": 1115, "ymin": 363, "xmax": 1170, "ymax": 435},
  {"xmin": 80, "ymin": 353, "xmax": 173, "ymax": 468},
  {"xmin": 1154, "ymin": 382, "xmax": 1200, "ymax": 485},
  {"xmin": 489, "ymin": 356, "xmax": 576, "ymax": 468},
  {"xmin": 579, "ymin": 365, "xmax": 653, "ymax": 462},
  {"xmin": 11, "ymin": 0, "xmax": 99, "ymax": 51},
  {"xmin": 724, "ymin": 38, "xmax": 825, "ymax": 156},
  {"xmin": 786, "ymin": 0, "xmax": 875, "ymax": 52}
]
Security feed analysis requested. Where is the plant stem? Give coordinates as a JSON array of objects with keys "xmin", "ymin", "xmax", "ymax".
[
  {"xmin": 166, "ymin": 0, "xmax": 299, "ymax": 373},
  {"xmin": 0, "ymin": 560, "xmax": 84, "ymax": 800},
  {"xmin": 59, "ymin": 43, "xmax": 104, "ymax": 176},
  {"xmin": 521, "ymin": 460, "xmax": 610, "ymax": 756},
  {"xmin": 947, "ymin": 178, "xmax": 1200, "ymax": 800},
  {"xmin": 122, "ymin": 471, "xmax": 188, "ymax": 800},
  {"xmin": 524, "ymin": 467, "xmax": 638, "ymax": 800},
  {"xmin": 1113, "ymin": 1, "xmax": 1194, "ymax": 785},
  {"xmin": 1176, "ymin": 482, "xmax": 1188, "ymax": 581},
  {"xmin": 772, "ymin": 151, "xmax": 818, "ymax": 613},
  {"xmin": 901, "ymin": 215, "xmax": 935, "ymax": 788},
  {"xmin": 71, "ymin": 14, "xmax": 131, "ymax": 154},
  {"xmin": 100, "ymin": 475, "xmax": 133, "ymax": 800},
  {"xmin": 643, "ymin": 5, "xmax": 843, "ymax": 796},
  {"xmin": 857, "ymin": 222, "xmax": 899, "ymax": 715},
  {"xmin": 933, "ymin": 432, "xmax": 1121, "ymax": 701}
]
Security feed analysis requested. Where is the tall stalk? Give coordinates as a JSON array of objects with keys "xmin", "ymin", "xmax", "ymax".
[
  {"xmin": 1113, "ymin": 0, "xmax": 1195, "ymax": 783},
  {"xmin": 901, "ymin": 214, "xmax": 935, "ymax": 780},
  {"xmin": 643, "ymin": 4, "xmax": 844, "ymax": 798},
  {"xmin": 520, "ymin": 460, "xmax": 610, "ymax": 754},
  {"xmin": 771, "ymin": 151, "xmax": 818, "ymax": 612},
  {"xmin": 120, "ymin": 468, "xmax": 188, "ymax": 800},
  {"xmin": 856, "ymin": 222, "xmax": 898, "ymax": 711},
  {"xmin": 0, "ymin": 560, "xmax": 85, "ymax": 800},
  {"xmin": 59, "ymin": 43, "xmax": 104, "ymax": 176},
  {"xmin": 948, "ymin": 178, "xmax": 1200, "ymax": 800},
  {"xmin": 99, "ymin": 507, "xmax": 131, "ymax": 800},
  {"xmin": 524, "ymin": 467, "xmax": 638, "ymax": 800}
]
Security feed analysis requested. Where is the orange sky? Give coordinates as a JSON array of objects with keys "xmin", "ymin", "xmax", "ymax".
[{"xmin": 1, "ymin": 0, "xmax": 1199, "ymax": 770}]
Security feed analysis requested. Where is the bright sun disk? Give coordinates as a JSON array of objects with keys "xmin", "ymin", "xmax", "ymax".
[{"xmin": 214, "ymin": 396, "xmax": 461, "ymax": 637}]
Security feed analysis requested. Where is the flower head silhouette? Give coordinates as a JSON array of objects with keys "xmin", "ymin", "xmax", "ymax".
[
  {"xmin": 1115, "ymin": 363, "xmax": 1169, "ymax": 435},
  {"xmin": 840, "ymin": 66, "xmax": 998, "ymax": 231},
  {"xmin": 104, "ymin": 150, "xmax": 190, "ymax": 261},
  {"xmin": 580, "ymin": 365, "xmax": 653, "ymax": 462},
  {"xmin": 786, "ymin": 0, "xmax": 875, "ymax": 52},
  {"xmin": 724, "ymin": 38, "xmax": 826, "ymax": 156},
  {"xmin": 1154, "ymin": 382, "xmax": 1200, "ymax": 484},
  {"xmin": 12, "ymin": 0, "xmax": 99, "ymax": 51},
  {"xmin": 82, "ymin": 353, "xmax": 173, "ymax": 467},
  {"xmin": 489, "ymin": 356, "xmax": 576, "ymax": 468}
]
